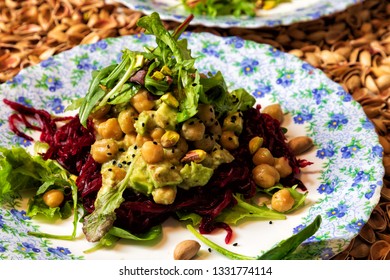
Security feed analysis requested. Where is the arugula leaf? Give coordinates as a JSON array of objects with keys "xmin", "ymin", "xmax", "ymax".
[
  {"xmin": 82, "ymin": 146, "xmax": 140, "ymax": 242},
  {"xmin": 187, "ymin": 215, "xmax": 322, "ymax": 260},
  {"xmin": 215, "ymin": 194, "xmax": 285, "ymax": 224},
  {"xmin": 108, "ymin": 225, "xmax": 162, "ymax": 241}
]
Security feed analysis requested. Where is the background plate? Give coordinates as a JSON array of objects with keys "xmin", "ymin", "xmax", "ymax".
[
  {"xmin": 117, "ymin": 0, "xmax": 361, "ymax": 28},
  {"xmin": 0, "ymin": 32, "xmax": 383, "ymax": 260}
]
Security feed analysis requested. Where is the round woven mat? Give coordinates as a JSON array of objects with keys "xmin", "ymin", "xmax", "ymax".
[{"xmin": 1, "ymin": 0, "xmax": 390, "ymax": 260}]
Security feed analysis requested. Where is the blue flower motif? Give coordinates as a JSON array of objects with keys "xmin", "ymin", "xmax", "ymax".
[
  {"xmin": 327, "ymin": 113, "xmax": 348, "ymax": 129},
  {"xmin": 293, "ymin": 109, "xmax": 313, "ymax": 124},
  {"xmin": 0, "ymin": 245, "xmax": 6, "ymax": 253},
  {"xmin": 13, "ymin": 136, "xmax": 31, "ymax": 147},
  {"xmin": 0, "ymin": 215, "xmax": 4, "ymax": 228},
  {"xmin": 134, "ymin": 32, "xmax": 149, "ymax": 42},
  {"xmin": 48, "ymin": 97, "xmax": 64, "ymax": 113},
  {"xmin": 345, "ymin": 219, "xmax": 364, "ymax": 233},
  {"xmin": 225, "ymin": 37, "xmax": 244, "ymax": 48},
  {"xmin": 241, "ymin": 58, "xmax": 259, "ymax": 75},
  {"xmin": 10, "ymin": 209, "xmax": 30, "ymax": 220},
  {"xmin": 41, "ymin": 57, "xmax": 57, "ymax": 68},
  {"xmin": 89, "ymin": 40, "xmax": 108, "ymax": 52},
  {"xmin": 46, "ymin": 76, "xmax": 63, "ymax": 92},
  {"xmin": 252, "ymin": 83, "xmax": 271, "ymax": 98},
  {"xmin": 340, "ymin": 145, "xmax": 360, "ymax": 159},
  {"xmin": 327, "ymin": 203, "xmax": 348, "ymax": 218},
  {"xmin": 336, "ymin": 90, "xmax": 352, "ymax": 102},
  {"xmin": 364, "ymin": 184, "xmax": 378, "ymax": 199},
  {"xmin": 320, "ymin": 248, "xmax": 334, "ymax": 260},
  {"xmin": 372, "ymin": 145, "xmax": 383, "ymax": 157},
  {"xmin": 76, "ymin": 58, "xmax": 97, "ymax": 71},
  {"xmin": 362, "ymin": 118, "xmax": 374, "ymax": 129},
  {"xmin": 276, "ymin": 73, "xmax": 294, "ymax": 87},
  {"xmin": 268, "ymin": 46, "xmax": 282, "ymax": 57},
  {"xmin": 302, "ymin": 62, "xmax": 315, "ymax": 71},
  {"xmin": 6, "ymin": 75, "xmax": 24, "ymax": 86},
  {"xmin": 18, "ymin": 242, "xmax": 40, "ymax": 253},
  {"xmin": 312, "ymin": 88, "xmax": 328, "ymax": 104},
  {"xmin": 293, "ymin": 224, "xmax": 306, "ymax": 234},
  {"xmin": 317, "ymin": 181, "xmax": 335, "ymax": 194},
  {"xmin": 48, "ymin": 246, "xmax": 71, "ymax": 257},
  {"xmin": 16, "ymin": 96, "xmax": 31, "ymax": 107},
  {"xmin": 352, "ymin": 171, "xmax": 370, "ymax": 187},
  {"xmin": 202, "ymin": 45, "xmax": 220, "ymax": 58},
  {"xmin": 316, "ymin": 144, "xmax": 335, "ymax": 159}
]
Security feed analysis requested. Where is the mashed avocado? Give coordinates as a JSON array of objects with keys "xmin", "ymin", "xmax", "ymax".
[{"xmin": 179, "ymin": 161, "xmax": 213, "ymax": 190}]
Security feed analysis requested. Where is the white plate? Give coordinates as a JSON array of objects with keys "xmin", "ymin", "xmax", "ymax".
[
  {"xmin": 0, "ymin": 32, "xmax": 383, "ymax": 260},
  {"xmin": 117, "ymin": 0, "xmax": 360, "ymax": 28}
]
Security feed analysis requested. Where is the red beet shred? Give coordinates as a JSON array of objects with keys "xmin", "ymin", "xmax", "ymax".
[{"xmin": 4, "ymin": 99, "xmax": 310, "ymax": 244}]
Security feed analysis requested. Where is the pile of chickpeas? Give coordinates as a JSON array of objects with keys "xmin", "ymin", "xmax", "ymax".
[
  {"xmin": 85, "ymin": 88, "xmax": 312, "ymax": 210},
  {"xmin": 251, "ymin": 103, "xmax": 313, "ymax": 213},
  {"xmin": 87, "ymin": 87, "xmax": 250, "ymax": 205}
]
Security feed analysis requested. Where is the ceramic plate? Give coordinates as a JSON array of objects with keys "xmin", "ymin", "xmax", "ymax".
[
  {"xmin": 0, "ymin": 32, "xmax": 383, "ymax": 260},
  {"xmin": 117, "ymin": 0, "xmax": 360, "ymax": 28}
]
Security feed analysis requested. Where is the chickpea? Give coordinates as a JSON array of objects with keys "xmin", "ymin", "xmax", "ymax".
[
  {"xmin": 193, "ymin": 133, "xmax": 216, "ymax": 152},
  {"xmin": 164, "ymin": 137, "xmax": 188, "ymax": 161},
  {"xmin": 141, "ymin": 141, "xmax": 164, "ymax": 164},
  {"xmin": 118, "ymin": 109, "xmax": 137, "ymax": 134},
  {"xmin": 152, "ymin": 186, "xmax": 177, "ymax": 205},
  {"xmin": 43, "ymin": 189, "xmax": 64, "ymax": 208},
  {"xmin": 123, "ymin": 133, "xmax": 137, "ymax": 148},
  {"xmin": 181, "ymin": 118, "xmax": 205, "ymax": 141},
  {"xmin": 271, "ymin": 188, "xmax": 295, "ymax": 212},
  {"xmin": 274, "ymin": 157, "xmax": 293, "ymax": 178},
  {"xmin": 91, "ymin": 138, "xmax": 119, "ymax": 163},
  {"xmin": 130, "ymin": 88, "xmax": 155, "ymax": 113},
  {"xmin": 252, "ymin": 147, "xmax": 275, "ymax": 166},
  {"xmin": 135, "ymin": 133, "xmax": 152, "ymax": 147},
  {"xmin": 208, "ymin": 120, "xmax": 222, "ymax": 141},
  {"xmin": 197, "ymin": 104, "xmax": 216, "ymax": 127},
  {"xmin": 220, "ymin": 130, "xmax": 239, "ymax": 150},
  {"xmin": 150, "ymin": 127, "xmax": 165, "ymax": 143},
  {"xmin": 110, "ymin": 166, "xmax": 127, "ymax": 183},
  {"xmin": 97, "ymin": 118, "xmax": 123, "ymax": 140},
  {"xmin": 262, "ymin": 103, "xmax": 284, "ymax": 123},
  {"xmin": 252, "ymin": 164, "xmax": 280, "ymax": 188}
]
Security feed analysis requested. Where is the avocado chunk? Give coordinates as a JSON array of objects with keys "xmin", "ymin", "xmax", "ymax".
[
  {"xmin": 179, "ymin": 162, "xmax": 213, "ymax": 190},
  {"xmin": 134, "ymin": 110, "xmax": 157, "ymax": 135},
  {"xmin": 222, "ymin": 111, "xmax": 243, "ymax": 134},
  {"xmin": 147, "ymin": 161, "xmax": 183, "ymax": 188},
  {"xmin": 155, "ymin": 102, "xmax": 177, "ymax": 130}
]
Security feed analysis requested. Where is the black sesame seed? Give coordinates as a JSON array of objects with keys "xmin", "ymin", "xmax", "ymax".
[
  {"xmin": 107, "ymin": 153, "xmax": 112, "ymax": 155},
  {"xmin": 119, "ymin": 148, "xmax": 125, "ymax": 152},
  {"xmin": 228, "ymin": 137, "xmax": 233, "ymax": 141},
  {"xmin": 134, "ymin": 146, "xmax": 138, "ymax": 150},
  {"xmin": 233, "ymin": 243, "xmax": 238, "ymax": 247},
  {"xmin": 153, "ymin": 141, "xmax": 158, "ymax": 145},
  {"xmin": 189, "ymin": 121, "xmax": 195, "ymax": 125},
  {"xmin": 134, "ymin": 117, "xmax": 138, "ymax": 121},
  {"xmin": 113, "ymin": 160, "xmax": 117, "ymax": 165},
  {"xmin": 107, "ymin": 145, "xmax": 110, "ymax": 148},
  {"xmin": 269, "ymin": 221, "xmax": 273, "ymax": 224},
  {"xmin": 142, "ymin": 123, "xmax": 145, "ymax": 127},
  {"xmin": 208, "ymin": 248, "xmax": 212, "ymax": 253},
  {"xmin": 108, "ymin": 168, "xmax": 112, "ymax": 171},
  {"xmin": 127, "ymin": 161, "xmax": 131, "ymax": 165},
  {"xmin": 122, "ymin": 161, "xmax": 127, "ymax": 165},
  {"xmin": 170, "ymin": 166, "xmax": 175, "ymax": 170},
  {"xmin": 132, "ymin": 154, "xmax": 136, "ymax": 158},
  {"xmin": 118, "ymin": 163, "xmax": 123, "ymax": 168}
]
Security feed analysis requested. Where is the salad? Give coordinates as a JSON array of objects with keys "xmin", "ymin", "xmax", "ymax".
[
  {"xmin": 181, "ymin": 0, "xmax": 291, "ymax": 17},
  {"xmin": 0, "ymin": 13, "xmax": 320, "ymax": 259}
]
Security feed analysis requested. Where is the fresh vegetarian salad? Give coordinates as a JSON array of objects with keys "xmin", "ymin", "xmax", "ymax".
[
  {"xmin": 0, "ymin": 13, "xmax": 320, "ymax": 260},
  {"xmin": 181, "ymin": 0, "xmax": 291, "ymax": 17}
]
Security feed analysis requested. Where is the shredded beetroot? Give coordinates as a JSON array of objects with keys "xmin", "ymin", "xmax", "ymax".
[{"xmin": 4, "ymin": 99, "xmax": 310, "ymax": 244}]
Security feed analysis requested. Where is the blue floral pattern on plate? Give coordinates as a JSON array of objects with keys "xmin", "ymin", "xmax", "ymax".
[
  {"xmin": 0, "ymin": 32, "xmax": 383, "ymax": 260},
  {"xmin": 118, "ymin": 0, "xmax": 360, "ymax": 28}
]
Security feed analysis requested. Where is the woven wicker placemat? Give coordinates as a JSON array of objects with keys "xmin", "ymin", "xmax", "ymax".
[{"xmin": 1, "ymin": 0, "xmax": 389, "ymax": 259}]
